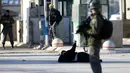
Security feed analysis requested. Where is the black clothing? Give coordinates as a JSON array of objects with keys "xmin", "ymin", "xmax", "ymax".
[
  {"xmin": 47, "ymin": 8, "xmax": 62, "ymax": 39},
  {"xmin": 0, "ymin": 14, "xmax": 15, "ymax": 48},
  {"xmin": 58, "ymin": 42, "xmax": 102, "ymax": 62},
  {"xmin": 47, "ymin": 8, "xmax": 62, "ymax": 25}
]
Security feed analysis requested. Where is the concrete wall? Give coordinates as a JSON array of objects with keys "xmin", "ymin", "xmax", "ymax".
[
  {"xmin": 30, "ymin": 18, "xmax": 40, "ymax": 44},
  {"xmin": 56, "ymin": 17, "xmax": 72, "ymax": 44},
  {"xmin": 109, "ymin": 20, "xmax": 123, "ymax": 48},
  {"xmin": 123, "ymin": 20, "xmax": 130, "ymax": 37}
]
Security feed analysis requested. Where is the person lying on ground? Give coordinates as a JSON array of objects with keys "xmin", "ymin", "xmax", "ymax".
[{"xmin": 58, "ymin": 41, "xmax": 102, "ymax": 62}]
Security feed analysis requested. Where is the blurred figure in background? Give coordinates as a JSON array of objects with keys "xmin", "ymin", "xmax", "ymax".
[{"xmin": 0, "ymin": 10, "xmax": 15, "ymax": 49}]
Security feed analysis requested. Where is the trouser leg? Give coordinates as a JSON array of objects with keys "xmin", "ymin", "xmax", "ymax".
[
  {"xmin": 88, "ymin": 46, "xmax": 102, "ymax": 73},
  {"xmin": 48, "ymin": 26, "xmax": 52, "ymax": 45},
  {"xmin": 52, "ymin": 22, "xmax": 57, "ymax": 39},
  {"xmin": 8, "ymin": 28, "xmax": 14, "ymax": 48},
  {"xmin": 2, "ymin": 31, "xmax": 8, "ymax": 47},
  {"xmin": 48, "ymin": 22, "xmax": 57, "ymax": 45}
]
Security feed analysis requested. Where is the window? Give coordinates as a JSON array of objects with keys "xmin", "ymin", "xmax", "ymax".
[
  {"xmin": 14, "ymin": 0, "xmax": 20, "ymax": 5},
  {"xmin": 81, "ymin": 0, "xmax": 107, "ymax": 4},
  {"xmin": 2, "ymin": 0, "xmax": 20, "ymax": 5},
  {"xmin": 100, "ymin": 0, "xmax": 107, "ymax": 4},
  {"xmin": 2, "ymin": 0, "xmax": 9, "ymax": 4},
  {"xmin": 8, "ymin": 0, "xmax": 14, "ymax": 5},
  {"xmin": 39, "ymin": 0, "xmax": 44, "ymax": 6},
  {"xmin": 102, "ymin": 5, "xmax": 108, "ymax": 18},
  {"xmin": 81, "ymin": 0, "xmax": 90, "ymax": 4},
  {"xmin": 81, "ymin": 0, "xmax": 109, "ymax": 18},
  {"xmin": 109, "ymin": 0, "xmax": 120, "ymax": 20}
]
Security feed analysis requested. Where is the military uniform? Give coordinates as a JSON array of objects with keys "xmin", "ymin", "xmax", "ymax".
[
  {"xmin": 0, "ymin": 13, "xmax": 15, "ymax": 49},
  {"xmin": 86, "ymin": 0, "xmax": 103, "ymax": 73},
  {"xmin": 87, "ymin": 14, "xmax": 103, "ymax": 73}
]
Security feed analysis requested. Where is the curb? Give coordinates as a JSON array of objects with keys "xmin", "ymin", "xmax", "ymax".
[{"xmin": 44, "ymin": 46, "xmax": 130, "ymax": 54}]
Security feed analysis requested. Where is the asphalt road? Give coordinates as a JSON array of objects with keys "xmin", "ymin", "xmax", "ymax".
[{"xmin": 0, "ymin": 52, "xmax": 130, "ymax": 73}]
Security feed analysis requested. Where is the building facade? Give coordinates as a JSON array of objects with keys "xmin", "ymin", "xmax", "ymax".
[{"xmin": 0, "ymin": 0, "xmax": 130, "ymax": 47}]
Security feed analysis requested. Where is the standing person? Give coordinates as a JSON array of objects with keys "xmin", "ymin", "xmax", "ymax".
[
  {"xmin": 0, "ymin": 10, "xmax": 15, "ymax": 49},
  {"xmin": 47, "ymin": 4, "xmax": 62, "ymax": 41},
  {"xmin": 87, "ymin": 0, "xmax": 103, "ymax": 73},
  {"xmin": 76, "ymin": 0, "xmax": 103, "ymax": 73}
]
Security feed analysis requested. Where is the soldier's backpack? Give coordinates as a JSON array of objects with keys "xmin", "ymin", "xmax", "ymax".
[
  {"xmin": 99, "ymin": 16, "xmax": 113, "ymax": 40},
  {"xmin": 77, "ymin": 15, "xmax": 113, "ymax": 40}
]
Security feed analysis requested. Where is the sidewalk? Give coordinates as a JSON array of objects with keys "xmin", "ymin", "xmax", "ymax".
[
  {"xmin": 0, "ymin": 46, "xmax": 130, "ymax": 55},
  {"xmin": 44, "ymin": 46, "xmax": 130, "ymax": 54},
  {"xmin": 0, "ymin": 38, "xmax": 130, "ymax": 54},
  {"xmin": 0, "ymin": 41, "xmax": 37, "ymax": 48}
]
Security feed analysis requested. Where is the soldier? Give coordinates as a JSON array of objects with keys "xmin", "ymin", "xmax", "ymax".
[
  {"xmin": 87, "ymin": 0, "xmax": 103, "ymax": 73},
  {"xmin": 0, "ymin": 10, "xmax": 15, "ymax": 49},
  {"xmin": 76, "ymin": 0, "xmax": 103, "ymax": 73},
  {"xmin": 47, "ymin": 4, "xmax": 62, "ymax": 41}
]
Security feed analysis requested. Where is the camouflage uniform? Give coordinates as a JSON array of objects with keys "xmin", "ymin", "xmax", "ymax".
[{"xmin": 87, "ymin": 0, "xmax": 103, "ymax": 73}]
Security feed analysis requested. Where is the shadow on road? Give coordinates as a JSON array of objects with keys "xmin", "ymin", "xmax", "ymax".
[{"xmin": 102, "ymin": 61, "xmax": 130, "ymax": 63}]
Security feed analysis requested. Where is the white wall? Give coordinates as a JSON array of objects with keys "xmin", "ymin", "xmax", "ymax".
[
  {"xmin": 126, "ymin": 0, "xmax": 130, "ymax": 19},
  {"xmin": 56, "ymin": 17, "xmax": 71, "ymax": 44},
  {"xmin": 30, "ymin": 18, "xmax": 40, "ymax": 44},
  {"xmin": 109, "ymin": 20, "xmax": 123, "ymax": 47},
  {"xmin": 22, "ymin": 0, "xmax": 30, "ymax": 44}
]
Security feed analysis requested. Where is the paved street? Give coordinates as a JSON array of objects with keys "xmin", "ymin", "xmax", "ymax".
[{"xmin": 0, "ymin": 48, "xmax": 130, "ymax": 73}]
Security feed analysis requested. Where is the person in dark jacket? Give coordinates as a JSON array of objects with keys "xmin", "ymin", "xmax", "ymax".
[
  {"xmin": 0, "ymin": 10, "xmax": 15, "ymax": 49},
  {"xmin": 58, "ymin": 41, "xmax": 102, "ymax": 63},
  {"xmin": 47, "ymin": 4, "xmax": 62, "ymax": 40}
]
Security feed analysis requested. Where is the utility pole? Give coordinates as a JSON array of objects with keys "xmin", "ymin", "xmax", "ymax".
[
  {"xmin": 22, "ymin": 0, "xmax": 30, "ymax": 44},
  {"xmin": 0, "ymin": 0, "xmax": 1, "ymax": 17},
  {"xmin": 44, "ymin": 0, "xmax": 49, "ymax": 46}
]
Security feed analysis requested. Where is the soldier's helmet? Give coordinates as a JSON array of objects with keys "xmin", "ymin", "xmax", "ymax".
[{"xmin": 89, "ymin": 0, "xmax": 101, "ymax": 10}]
